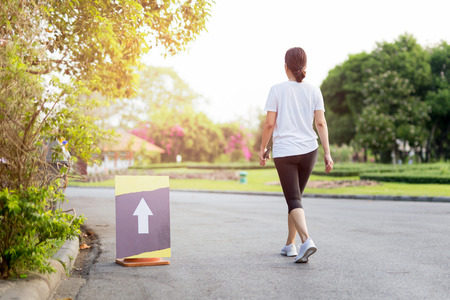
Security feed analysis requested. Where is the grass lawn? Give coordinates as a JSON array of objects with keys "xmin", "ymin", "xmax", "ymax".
[{"xmin": 69, "ymin": 168, "xmax": 450, "ymax": 197}]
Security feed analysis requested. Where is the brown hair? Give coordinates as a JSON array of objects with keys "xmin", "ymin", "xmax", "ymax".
[{"xmin": 285, "ymin": 47, "xmax": 307, "ymax": 82}]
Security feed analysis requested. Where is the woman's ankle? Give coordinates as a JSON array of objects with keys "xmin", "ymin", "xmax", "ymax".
[{"xmin": 300, "ymin": 235, "xmax": 310, "ymax": 244}]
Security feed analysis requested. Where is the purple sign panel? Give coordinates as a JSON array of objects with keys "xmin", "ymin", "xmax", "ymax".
[{"xmin": 115, "ymin": 187, "xmax": 170, "ymax": 259}]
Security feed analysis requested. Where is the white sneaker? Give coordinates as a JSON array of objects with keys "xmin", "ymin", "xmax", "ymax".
[
  {"xmin": 281, "ymin": 244, "xmax": 298, "ymax": 257},
  {"xmin": 295, "ymin": 238, "xmax": 317, "ymax": 263}
]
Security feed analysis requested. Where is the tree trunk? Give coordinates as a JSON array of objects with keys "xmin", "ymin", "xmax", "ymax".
[
  {"xmin": 380, "ymin": 150, "xmax": 392, "ymax": 164},
  {"xmin": 425, "ymin": 121, "xmax": 437, "ymax": 163},
  {"xmin": 441, "ymin": 120, "xmax": 450, "ymax": 160}
]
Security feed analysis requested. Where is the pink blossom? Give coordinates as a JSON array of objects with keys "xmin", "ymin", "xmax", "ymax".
[{"xmin": 242, "ymin": 146, "xmax": 252, "ymax": 161}]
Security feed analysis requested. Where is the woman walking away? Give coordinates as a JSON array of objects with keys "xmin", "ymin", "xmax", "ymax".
[{"xmin": 259, "ymin": 47, "xmax": 333, "ymax": 263}]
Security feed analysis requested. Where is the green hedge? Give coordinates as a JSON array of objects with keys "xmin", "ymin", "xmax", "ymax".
[
  {"xmin": 131, "ymin": 162, "xmax": 276, "ymax": 170},
  {"xmin": 132, "ymin": 162, "xmax": 450, "ymax": 184},
  {"xmin": 313, "ymin": 163, "xmax": 449, "ymax": 183},
  {"xmin": 360, "ymin": 173, "xmax": 450, "ymax": 184},
  {"xmin": 312, "ymin": 170, "xmax": 360, "ymax": 177}
]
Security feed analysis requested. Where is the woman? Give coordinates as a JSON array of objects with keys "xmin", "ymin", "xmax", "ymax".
[{"xmin": 259, "ymin": 47, "xmax": 333, "ymax": 263}]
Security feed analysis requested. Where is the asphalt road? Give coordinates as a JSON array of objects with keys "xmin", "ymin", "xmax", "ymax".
[{"xmin": 54, "ymin": 187, "xmax": 450, "ymax": 300}]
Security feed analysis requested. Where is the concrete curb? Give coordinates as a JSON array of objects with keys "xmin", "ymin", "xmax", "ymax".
[
  {"xmin": 53, "ymin": 238, "xmax": 79, "ymax": 273},
  {"xmin": 0, "ymin": 237, "xmax": 79, "ymax": 300}
]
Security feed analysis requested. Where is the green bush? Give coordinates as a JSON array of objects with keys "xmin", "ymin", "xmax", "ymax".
[
  {"xmin": 312, "ymin": 170, "xmax": 360, "ymax": 177},
  {"xmin": 131, "ymin": 161, "xmax": 276, "ymax": 170},
  {"xmin": 360, "ymin": 173, "xmax": 450, "ymax": 184},
  {"xmin": 330, "ymin": 144, "xmax": 354, "ymax": 163},
  {"xmin": 131, "ymin": 161, "xmax": 450, "ymax": 184},
  {"xmin": 312, "ymin": 162, "xmax": 450, "ymax": 183},
  {"xmin": 0, "ymin": 187, "xmax": 84, "ymax": 279}
]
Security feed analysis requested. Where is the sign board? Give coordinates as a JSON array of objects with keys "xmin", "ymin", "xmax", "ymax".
[{"xmin": 115, "ymin": 176, "xmax": 170, "ymax": 266}]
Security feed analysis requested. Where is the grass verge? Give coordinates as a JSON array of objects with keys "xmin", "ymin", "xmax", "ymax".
[{"xmin": 69, "ymin": 169, "xmax": 450, "ymax": 197}]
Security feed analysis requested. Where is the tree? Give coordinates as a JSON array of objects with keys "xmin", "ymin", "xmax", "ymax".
[
  {"xmin": 131, "ymin": 106, "xmax": 224, "ymax": 163},
  {"xmin": 1, "ymin": 0, "xmax": 212, "ymax": 99},
  {"xmin": 1, "ymin": 0, "xmax": 212, "ymax": 187},
  {"xmin": 320, "ymin": 33, "xmax": 443, "ymax": 161},
  {"xmin": 0, "ymin": 0, "xmax": 212, "ymax": 277},
  {"xmin": 95, "ymin": 64, "xmax": 223, "ymax": 163},
  {"xmin": 355, "ymin": 71, "xmax": 429, "ymax": 163},
  {"xmin": 320, "ymin": 52, "xmax": 376, "ymax": 145},
  {"xmin": 373, "ymin": 34, "xmax": 431, "ymax": 99},
  {"xmin": 425, "ymin": 41, "xmax": 450, "ymax": 161},
  {"xmin": 322, "ymin": 34, "xmax": 432, "ymax": 146},
  {"xmin": 95, "ymin": 65, "xmax": 203, "ymax": 129},
  {"xmin": 220, "ymin": 122, "xmax": 254, "ymax": 162}
]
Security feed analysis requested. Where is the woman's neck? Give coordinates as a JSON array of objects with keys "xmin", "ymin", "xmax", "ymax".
[{"xmin": 286, "ymin": 69, "xmax": 297, "ymax": 81}]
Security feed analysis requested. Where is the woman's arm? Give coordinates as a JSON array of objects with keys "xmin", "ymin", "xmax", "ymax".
[
  {"xmin": 259, "ymin": 111, "xmax": 277, "ymax": 166},
  {"xmin": 314, "ymin": 110, "xmax": 333, "ymax": 173}
]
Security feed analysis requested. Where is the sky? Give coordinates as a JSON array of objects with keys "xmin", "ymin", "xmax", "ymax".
[{"xmin": 142, "ymin": 0, "xmax": 450, "ymax": 126}]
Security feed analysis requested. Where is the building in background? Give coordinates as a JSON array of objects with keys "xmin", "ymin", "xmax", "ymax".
[{"xmin": 76, "ymin": 130, "xmax": 164, "ymax": 179}]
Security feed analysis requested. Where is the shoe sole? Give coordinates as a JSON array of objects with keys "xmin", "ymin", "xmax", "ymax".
[
  {"xmin": 281, "ymin": 251, "xmax": 298, "ymax": 257},
  {"xmin": 295, "ymin": 247, "xmax": 317, "ymax": 263}
]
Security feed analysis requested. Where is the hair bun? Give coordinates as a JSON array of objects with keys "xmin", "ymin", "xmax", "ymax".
[{"xmin": 293, "ymin": 68, "xmax": 306, "ymax": 82}]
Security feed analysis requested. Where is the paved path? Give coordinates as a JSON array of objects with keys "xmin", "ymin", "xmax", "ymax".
[{"xmin": 55, "ymin": 187, "xmax": 450, "ymax": 299}]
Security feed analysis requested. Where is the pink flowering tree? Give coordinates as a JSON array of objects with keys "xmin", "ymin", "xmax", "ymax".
[
  {"xmin": 130, "ymin": 107, "xmax": 224, "ymax": 162},
  {"xmin": 130, "ymin": 123, "xmax": 184, "ymax": 159},
  {"xmin": 221, "ymin": 123, "xmax": 254, "ymax": 162}
]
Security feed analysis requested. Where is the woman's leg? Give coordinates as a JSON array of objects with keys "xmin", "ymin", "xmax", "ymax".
[
  {"xmin": 275, "ymin": 150, "xmax": 318, "ymax": 245},
  {"xmin": 297, "ymin": 149, "xmax": 318, "ymax": 195},
  {"xmin": 287, "ymin": 210, "xmax": 309, "ymax": 244},
  {"xmin": 275, "ymin": 155, "xmax": 302, "ymax": 245},
  {"xmin": 289, "ymin": 208, "xmax": 309, "ymax": 243},
  {"xmin": 286, "ymin": 213, "xmax": 297, "ymax": 245},
  {"xmin": 292, "ymin": 149, "xmax": 318, "ymax": 243}
]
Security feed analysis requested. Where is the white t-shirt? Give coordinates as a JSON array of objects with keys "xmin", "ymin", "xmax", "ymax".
[{"xmin": 264, "ymin": 81, "xmax": 325, "ymax": 158}]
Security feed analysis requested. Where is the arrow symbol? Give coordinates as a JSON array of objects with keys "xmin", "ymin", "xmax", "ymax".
[{"xmin": 133, "ymin": 198, "xmax": 153, "ymax": 234}]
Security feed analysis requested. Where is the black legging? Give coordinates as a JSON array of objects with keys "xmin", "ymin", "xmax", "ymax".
[{"xmin": 274, "ymin": 148, "xmax": 318, "ymax": 213}]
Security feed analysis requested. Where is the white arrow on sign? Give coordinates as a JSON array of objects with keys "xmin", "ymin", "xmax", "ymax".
[{"xmin": 133, "ymin": 198, "xmax": 153, "ymax": 234}]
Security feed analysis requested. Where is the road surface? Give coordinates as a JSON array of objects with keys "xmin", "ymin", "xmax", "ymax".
[{"xmin": 54, "ymin": 187, "xmax": 450, "ymax": 299}]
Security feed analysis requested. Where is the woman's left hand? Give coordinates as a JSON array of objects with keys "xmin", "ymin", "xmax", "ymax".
[
  {"xmin": 324, "ymin": 153, "xmax": 334, "ymax": 173},
  {"xmin": 259, "ymin": 149, "xmax": 269, "ymax": 166}
]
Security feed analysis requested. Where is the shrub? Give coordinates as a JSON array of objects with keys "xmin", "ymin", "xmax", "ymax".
[
  {"xmin": 330, "ymin": 144, "xmax": 354, "ymax": 163},
  {"xmin": 0, "ymin": 187, "xmax": 84, "ymax": 279},
  {"xmin": 360, "ymin": 173, "xmax": 450, "ymax": 184},
  {"xmin": 312, "ymin": 162, "xmax": 450, "ymax": 183}
]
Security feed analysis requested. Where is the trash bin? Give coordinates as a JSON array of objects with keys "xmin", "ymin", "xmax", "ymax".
[{"xmin": 239, "ymin": 171, "xmax": 248, "ymax": 184}]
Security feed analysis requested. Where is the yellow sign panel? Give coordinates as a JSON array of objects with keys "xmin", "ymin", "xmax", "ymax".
[{"xmin": 115, "ymin": 176, "xmax": 169, "ymax": 196}]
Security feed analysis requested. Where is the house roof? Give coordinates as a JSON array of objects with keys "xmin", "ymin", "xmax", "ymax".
[{"xmin": 101, "ymin": 130, "xmax": 165, "ymax": 153}]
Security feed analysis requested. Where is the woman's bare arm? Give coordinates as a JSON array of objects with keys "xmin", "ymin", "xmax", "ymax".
[
  {"xmin": 314, "ymin": 110, "xmax": 333, "ymax": 173},
  {"xmin": 259, "ymin": 111, "xmax": 277, "ymax": 166}
]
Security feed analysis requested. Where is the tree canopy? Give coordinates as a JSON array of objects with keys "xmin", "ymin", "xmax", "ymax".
[
  {"xmin": 0, "ymin": 0, "xmax": 213, "ymax": 278},
  {"xmin": 104, "ymin": 65, "xmax": 255, "ymax": 163},
  {"xmin": 321, "ymin": 34, "xmax": 449, "ymax": 162},
  {"xmin": 355, "ymin": 71, "xmax": 429, "ymax": 162},
  {"xmin": 1, "ymin": 0, "xmax": 212, "ymax": 98},
  {"xmin": 425, "ymin": 42, "xmax": 450, "ymax": 161},
  {"xmin": 0, "ymin": 0, "xmax": 212, "ymax": 188}
]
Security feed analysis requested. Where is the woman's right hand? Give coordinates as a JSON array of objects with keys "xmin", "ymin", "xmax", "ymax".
[{"xmin": 324, "ymin": 153, "xmax": 334, "ymax": 173}]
